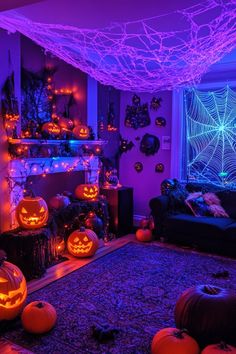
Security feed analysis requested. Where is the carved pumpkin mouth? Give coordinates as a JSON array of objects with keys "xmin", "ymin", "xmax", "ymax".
[
  {"xmin": 83, "ymin": 192, "xmax": 97, "ymax": 199},
  {"xmin": 20, "ymin": 214, "xmax": 47, "ymax": 226},
  {"xmin": 0, "ymin": 278, "xmax": 27, "ymax": 309},
  {"xmin": 69, "ymin": 241, "xmax": 93, "ymax": 254}
]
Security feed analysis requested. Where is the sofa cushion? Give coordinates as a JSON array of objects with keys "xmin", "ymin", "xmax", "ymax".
[
  {"xmin": 165, "ymin": 214, "xmax": 235, "ymax": 240},
  {"xmin": 216, "ymin": 190, "xmax": 236, "ymax": 219},
  {"xmin": 224, "ymin": 222, "xmax": 236, "ymax": 241}
]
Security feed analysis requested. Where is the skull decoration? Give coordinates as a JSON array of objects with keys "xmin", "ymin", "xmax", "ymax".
[
  {"xmin": 155, "ymin": 117, "xmax": 166, "ymax": 127},
  {"xmin": 0, "ymin": 251, "xmax": 27, "ymax": 320},
  {"xmin": 75, "ymin": 184, "xmax": 99, "ymax": 200},
  {"xmin": 134, "ymin": 162, "xmax": 143, "ymax": 173},
  {"xmin": 73, "ymin": 125, "xmax": 90, "ymax": 139},
  {"xmin": 41, "ymin": 122, "xmax": 61, "ymax": 138},
  {"xmin": 140, "ymin": 134, "xmax": 160, "ymax": 156},
  {"xmin": 67, "ymin": 228, "xmax": 99, "ymax": 257},
  {"xmin": 155, "ymin": 163, "xmax": 164, "ymax": 173},
  {"xmin": 150, "ymin": 96, "xmax": 162, "ymax": 110},
  {"xmin": 16, "ymin": 196, "xmax": 48, "ymax": 229}
]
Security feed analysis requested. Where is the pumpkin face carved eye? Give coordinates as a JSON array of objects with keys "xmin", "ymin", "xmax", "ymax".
[
  {"xmin": 83, "ymin": 236, "xmax": 89, "ymax": 242},
  {"xmin": 73, "ymin": 237, "xmax": 79, "ymax": 243},
  {"xmin": 39, "ymin": 207, "xmax": 45, "ymax": 213},
  {"xmin": 21, "ymin": 207, "xmax": 28, "ymax": 214},
  {"xmin": 84, "ymin": 187, "xmax": 88, "ymax": 192},
  {"xmin": 0, "ymin": 277, "xmax": 8, "ymax": 283},
  {"xmin": 13, "ymin": 270, "xmax": 19, "ymax": 277}
]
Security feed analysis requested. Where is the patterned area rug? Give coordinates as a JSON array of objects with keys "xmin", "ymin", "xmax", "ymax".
[{"xmin": 3, "ymin": 242, "xmax": 236, "ymax": 354}]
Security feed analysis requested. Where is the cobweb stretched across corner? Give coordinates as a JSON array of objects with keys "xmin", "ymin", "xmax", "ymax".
[
  {"xmin": 185, "ymin": 86, "xmax": 236, "ymax": 187},
  {"xmin": 0, "ymin": 0, "xmax": 236, "ymax": 92}
]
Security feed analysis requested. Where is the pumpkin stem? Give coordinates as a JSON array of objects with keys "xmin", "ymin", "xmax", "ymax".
[
  {"xmin": 36, "ymin": 302, "xmax": 44, "ymax": 309},
  {"xmin": 218, "ymin": 342, "xmax": 230, "ymax": 351},
  {"xmin": 203, "ymin": 285, "xmax": 220, "ymax": 295},
  {"xmin": 80, "ymin": 226, "xmax": 86, "ymax": 232},
  {"xmin": 0, "ymin": 250, "xmax": 7, "ymax": 266},
  {"xmin": 173, "ymin": 329, "xmax": 188, "ymax": 339}
]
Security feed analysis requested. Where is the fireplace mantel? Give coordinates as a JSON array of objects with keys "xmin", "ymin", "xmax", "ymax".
[{"xmin": 7, "ymin": 138, "xmax": 107, "ymax": 229}]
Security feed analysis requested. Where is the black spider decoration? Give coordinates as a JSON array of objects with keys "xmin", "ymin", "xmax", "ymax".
[
  {"xmin": 140, "ymin": 133, "xmax": 160, "ymax": 156},
  {"xmin": 150, "ymin": 97, "xmax": 162, "ymax": 111}
]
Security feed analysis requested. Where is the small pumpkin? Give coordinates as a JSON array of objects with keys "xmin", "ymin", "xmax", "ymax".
[
  {"xmin": 73, "ymin": 125, "xmax": 90, "ymax": 139},
  {"xmin": 42, "ymin": 122, "xmax": 61, "ymax": 137},
  {"xmin": 49, "ymin": 194, "xmax": 70, "ymax": 210},
  {"xmin": 16, "ymin": 196, "xmax": 48, "ymax": 229},
  {"xmin": 151, "ymin": 328, "xmax": 200, "ymax": 354},
  {"xmin": 202, "ymin": 343, "xmax": 236, "ymax": 354},
  {"xmin": 0, "ymin": 251, "xmax": 27, "ymax": 321},
  {"xmin": 85, "ymin": 212, "xmax": 103, "ymax": 236},
  {"xmin": 67, "ymin": 228, "xmax": 99, "ymax": 258},
  {"xmin": 21, "ymin": 301, "xmax": 57, "ymax": 334},
  {"xmin": 75, "ymin": 184, "xmax": 99, "ymax": 200},
  {"xmin": 136, "ymin": 228, "xmax": 152, "ymax": 242},
  {"xmin": 174, "ymin": 285, "xmax": 236, "ymax": 346}
]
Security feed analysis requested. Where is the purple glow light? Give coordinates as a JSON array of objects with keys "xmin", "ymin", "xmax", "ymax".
[{"xmin": 0, "ymin": 0, "xmax": 236, "ymax": 92}]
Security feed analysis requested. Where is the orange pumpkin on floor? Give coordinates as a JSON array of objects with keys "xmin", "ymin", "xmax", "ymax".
[
  {"xmin": 73, "ymin": 125, "xmax": 90, "ymax": 139},
  {"xmin": 136, "ymin": 228, "xmax": 152, "ymax": 242},
  {"xmin": 202, "ymin": 343, "xmax": 236, "ymax": 354},
  {"xmin": 151, "ymin": 328, "xmax": 200, "ymax": 354},
  {"xmin": 21, "ymin": 301, "xmax": 57, "ymax": 334},
  {"xmin": 75, "ymin": 184, "xmax": 99, "ymax": 200},
  {"xmin": 16, "ymin": 196, "xmax": 48, "ymax": 229},
  {"xmin": 0, "ymin": 251, "xmax": 27, "ymax": 321},
  {"xmin": 67, "ymin": 227, "xmax": 99, "ymax": 257}
]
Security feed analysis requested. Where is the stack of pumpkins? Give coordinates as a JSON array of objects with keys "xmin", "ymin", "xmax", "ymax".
[
  {"xmin": 41, "ymin": 117, "xmax": 91, "ymax": 140},
  {"xmin": 135, "ymin": 217, "xmax": 154, "ymax": 242},
  {"xmin": 151, "ymin": 284, "xmax": 236, "ymax": 354},
  {"xmin": 0, "ymin": 251, "xmax": 57, "ymax": 334}
]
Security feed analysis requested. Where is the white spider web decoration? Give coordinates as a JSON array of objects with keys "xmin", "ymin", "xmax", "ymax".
[
  {"xmin": 185, "ymin": 86, "xmax": 236, "ymax": 186},
  {"xmin": 0, "ymin": 0, "xmax": 236, "ymax": 92}
]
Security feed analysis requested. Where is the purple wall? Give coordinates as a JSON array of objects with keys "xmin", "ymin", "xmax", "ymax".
[
  {"xmin": 120, "ymin": 91, "xmax": 172, "ymax": 218},
  {"xmin": 21, "ymin": 35, "xmax": 87, "ymax": 123}
]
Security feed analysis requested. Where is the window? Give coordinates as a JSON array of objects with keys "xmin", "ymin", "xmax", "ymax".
[{"xmin": 183, "ymin": 85, "xmax": 236, "ymax": 187}]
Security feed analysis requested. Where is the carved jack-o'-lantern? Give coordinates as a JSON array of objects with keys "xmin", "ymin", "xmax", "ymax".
[
  {"xmin": 0, "ymin": 252, "xmax": 27, "ymax": 321},
  {"xmin": 57, "ymin": 117, "xmax": 74, "ymax": 131},
  {"xmin": 67, "ymin": 228, "xmax": 99, "ymax": 257},
  {"xmin": 73, "ymin": 125, "xmax": 90, "ymax": 139},
  {"xmin": 16, "ymin": 197, "xmax": 49, "ymax": 229},
  {"xmin": 75, "ymin": 184, "xmax": 99, "ymax": 200},
  {"xmin": 42, "ymin": 122, "xmax": 61, "ymax": 137}
]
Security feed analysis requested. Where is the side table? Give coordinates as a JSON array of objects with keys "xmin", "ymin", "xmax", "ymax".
[{"xmin": 100, "ymin": 187, "xmax": 133, "ymax": 236}]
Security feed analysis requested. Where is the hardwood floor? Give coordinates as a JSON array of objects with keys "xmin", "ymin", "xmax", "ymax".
[{"xmin": 0, "ymin": 234, "xmax": 135, "ymax": 354}]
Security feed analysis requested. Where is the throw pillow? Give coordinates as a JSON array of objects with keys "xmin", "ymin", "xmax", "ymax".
[{"xmin": 185, "ymin": 192, "xmax": 211, "ymax": 217}]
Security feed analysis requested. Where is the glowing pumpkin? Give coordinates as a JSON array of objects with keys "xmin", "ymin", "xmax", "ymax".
[
  {"xmin": 21, "ymin": 301, "xmax": 57, "ymax": 334},
  {"xmin": 42, "ymin": 122, "xmax": 61, "ymax": 137},
  {"xmin": 73, "ymin": 125, "xmax": 90, "ymax": 139},
  {"xmin": 151, "ymin": 328, "xmax": 200, "ymax": 354},
  {"xmin": 136, "ymin": 228, "xmax": 152, "ymax": 242},
  {"xmin": 16, "ymin": 196, "xmax": 48, "ymax": 229},
  {"xmin": 75, "ymin": 184, "xmax": 99, "ymax": 200},
  {"xmin": 57, "ymin": 117, "xmax": 74, "ymax": 131},
  {"xmin": 67, "ymin": 228, "xmax": 99, "ymax": 257},
  {"xmin": 202, "ymin": 343, "xmax": 236, "ymax": 354},
  {"xmin": 0, "ymin": 252, "xmax": 27, "ymax": 321}
]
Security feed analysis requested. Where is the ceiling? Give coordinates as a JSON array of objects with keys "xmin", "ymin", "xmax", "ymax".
[
  {"xmin": 0, "ymin": 0, "xmax": 43, "ymax": 12},
  {"xmin": 7, "ymin": 0, "xmax": 201, "ymax": 29}
]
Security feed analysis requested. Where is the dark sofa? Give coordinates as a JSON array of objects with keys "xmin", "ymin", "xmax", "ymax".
[{"xmin": 149, "ymin": 180, "xmax": 236, "ymax": 257}]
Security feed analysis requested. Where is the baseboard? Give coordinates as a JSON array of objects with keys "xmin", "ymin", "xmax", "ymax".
[{"xmin": 133, "ymin": 214, "xmax": 146, "ymax": 227}]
